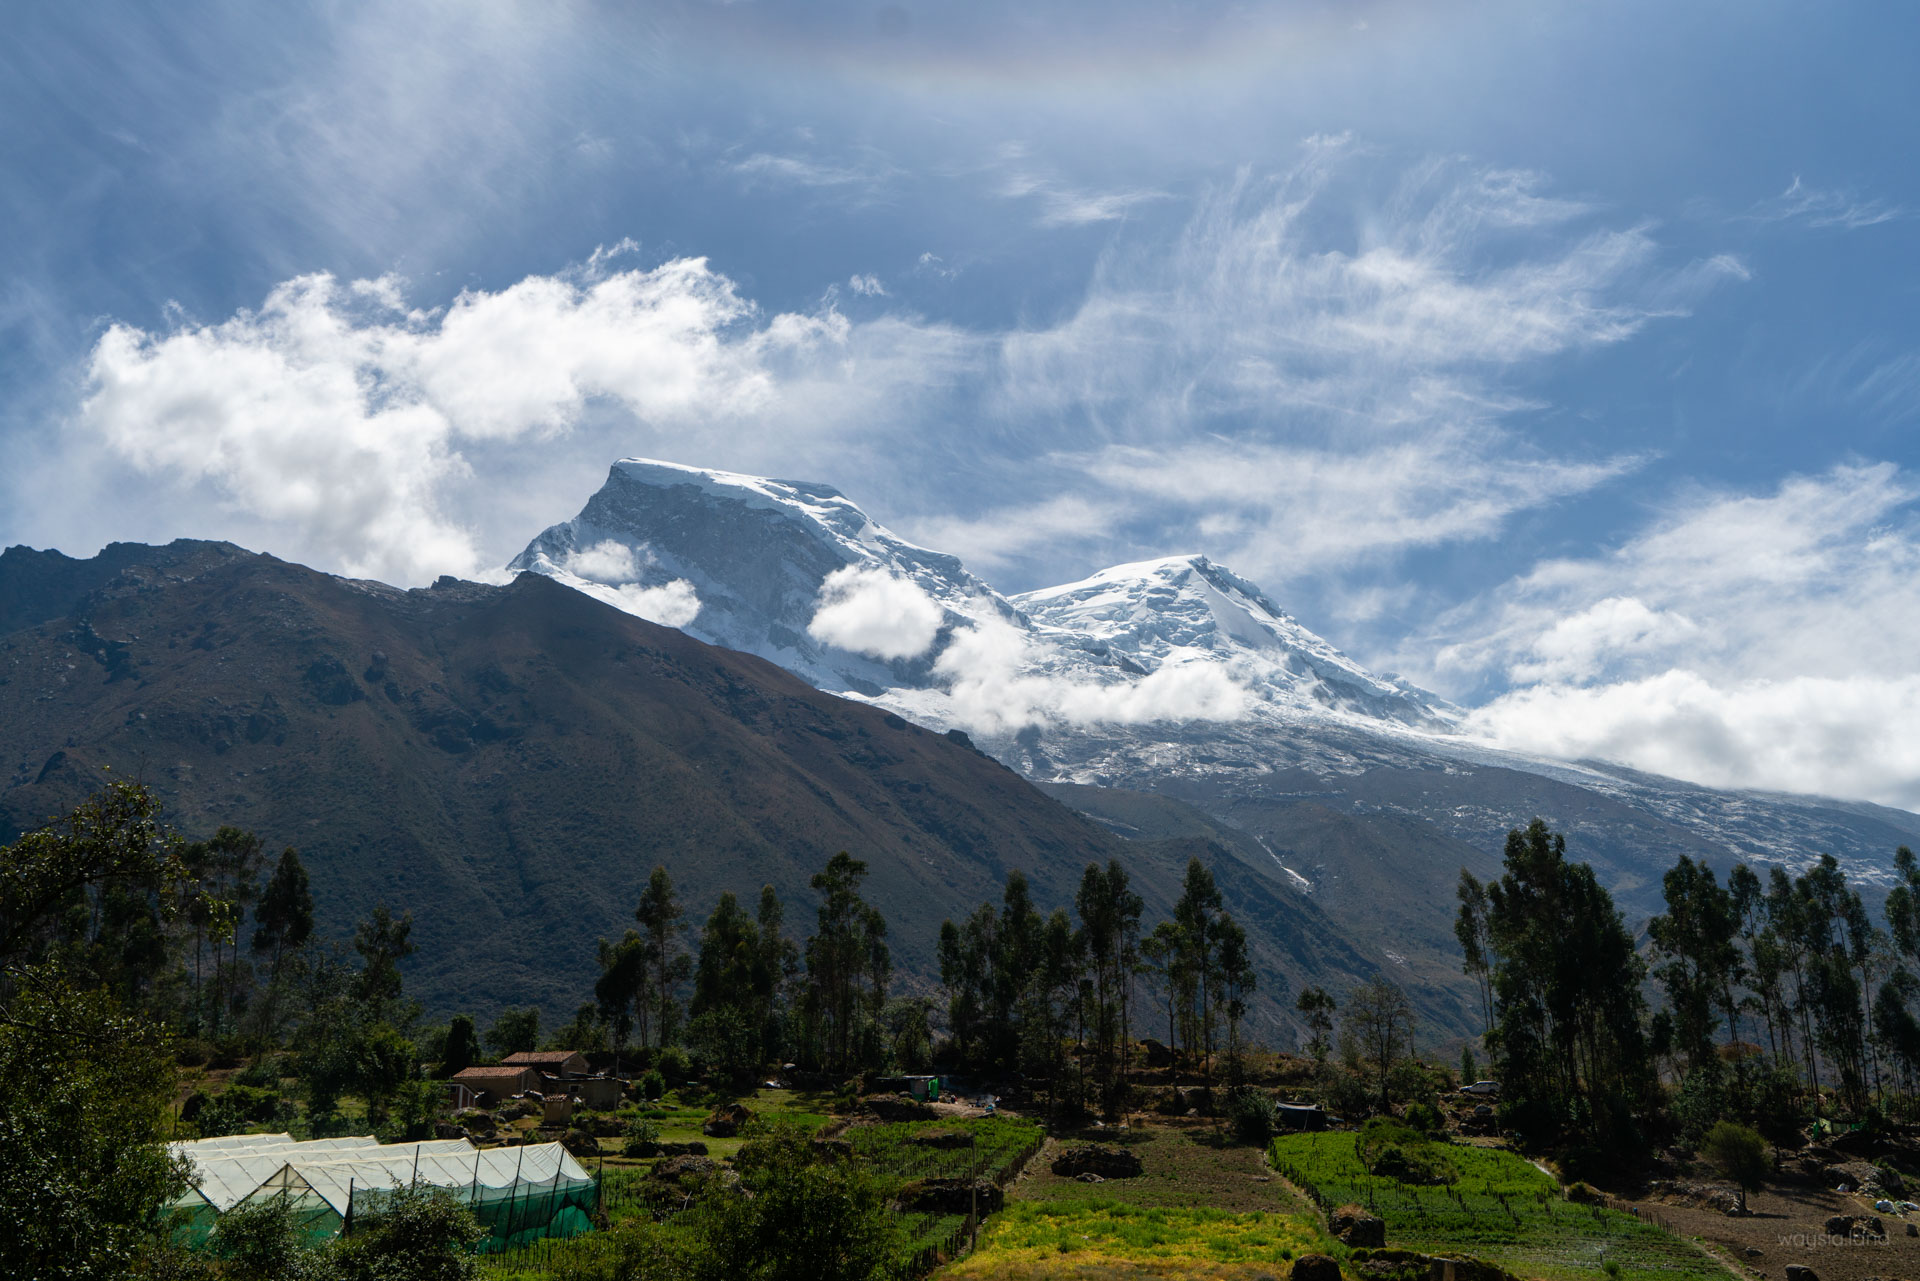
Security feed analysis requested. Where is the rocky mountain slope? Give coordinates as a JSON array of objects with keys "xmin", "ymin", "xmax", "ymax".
[{"xmin": 0, "ymin": 539, "xmax": 1386, "ymax": 1035}]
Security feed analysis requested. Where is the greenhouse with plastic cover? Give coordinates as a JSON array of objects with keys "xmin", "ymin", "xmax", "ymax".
[{"xmin": 168, "ymin": 1133, "xmax": 598, "ymax": 1251}]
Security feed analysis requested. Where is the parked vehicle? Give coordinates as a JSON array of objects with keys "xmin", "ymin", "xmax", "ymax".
[{"xmin": 1461, "ymin": 1080, "xmax": 1501, "ymax": 1096}]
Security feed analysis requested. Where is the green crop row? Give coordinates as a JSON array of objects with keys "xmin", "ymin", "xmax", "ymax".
[
  {"xmin": 1269, "ymin": 1133, "xmax": 1724, "ymax": 1281},
  {"xmin": 847, "ymin": 1116, "xmax": 1046, "ymax": 1186}
]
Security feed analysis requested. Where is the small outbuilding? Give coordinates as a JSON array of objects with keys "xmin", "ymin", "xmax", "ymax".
[
  {"xmin": 1278, "ymin": 1102, "xmax": 1329, "ymax": 1132},
  {"xmin": 574, "ymin": 1077, "xmax": 625, "ymax": 1110},
  {"xmin": 449, "ymin": 1065, "xmax": 541, "ymax": 1106}
]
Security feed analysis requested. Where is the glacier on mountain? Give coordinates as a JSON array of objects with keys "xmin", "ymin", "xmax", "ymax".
[{"xmin": 510, "ymin": 458, "xmax": 1452, "ymax": 738}]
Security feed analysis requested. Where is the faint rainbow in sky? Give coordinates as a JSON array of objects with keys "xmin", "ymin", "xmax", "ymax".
[{"xmin": 665, "ymin": 0, "xmax": 1456, "ymax": 98}]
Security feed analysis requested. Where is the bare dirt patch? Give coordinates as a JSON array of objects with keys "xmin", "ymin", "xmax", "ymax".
[
  {"xmin": 1622, "ymin": 1182, "xmax": 1920, "ymax": 1281},
  {"xmin": 1013, "ymin": 1124, "xmax": 1311, "ymax": 1213}
]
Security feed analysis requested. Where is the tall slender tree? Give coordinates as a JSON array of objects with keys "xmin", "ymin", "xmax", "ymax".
[
  {"xmin": 1455, "ymin": 869, "xmax": 1494, "ymax": 1040},
  {"xmin": 249, "ymin": 847, "xmax": 313, "ymax": 1039},
  {"xmin": 635, "ymin": 866, "xmax": 690, "ymax": 1047},
  {"xmin": 1648, "ymin": 856, "xmax": 1742, "ymax": 1069},
  {"xmin": 805, "ymin": 852, "xmax": 889, "ymax": 1071},
  {"xmin": 1341, "ymin": 974, "xmax": 1414, "ymax": 1114},
  {"xmin": 594, "ymin": 930, "xmax": 648, "ymax": 1053},
  {"xmin": 1172, "ymin": 858, "xmax": 1225, "ymax": 1086},
  {"xmin": 1075, "ymin": 860, "xmax": 1143, "ymax": 1113}
]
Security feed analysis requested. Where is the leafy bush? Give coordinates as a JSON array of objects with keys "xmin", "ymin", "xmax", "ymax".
[
  {"xmin": 324, "ymin": 1184, "xmax": 486, "ymax": 1281},
  {"xmin": 233, "ymin": 1056, "xmax": 286, "ymax": 1089},
  {"xmin": 639, "ymin": 1069, "xmax": 666, "ymax": 1101},
  {"xmin": 1358, "ymin": 1118, "xmax": 1455, "ymax": 1185},
  {"xmin": 1402, "ymin": 1102, "xmax": 1443, "ymax": 1134},
  {"xmin": 208, "ymin": 1195, "xmax": 322, "ymax": 1281},
  {"xmin": 1314, "ymin": 1062, "xmax": 1371, "ymax": 1118},
  {"xmin": 697, "ymin": 1120, "xmax": 902, "ymax": 1281},
  {"xmin": 656, "ymin": 1045, "xmax": 692, "ymax": 1084},
  {"xmin": 623, "ymin": 1116, "xmax": 663, "ymax": 1157},
  {"xmin": 1226, "ymin": 1087, "xmax": 1278, "ymax": 1145}
]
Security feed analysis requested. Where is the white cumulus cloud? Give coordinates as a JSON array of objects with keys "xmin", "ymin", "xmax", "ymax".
[
  {"xmin": 562, "ymin": 540, "xmax": 640, "ymax": 583},
  {"xmin": 807, "ymin": 565, "xmax": 944, "ymax": 660},
  {"xmin": 928, "ymin": 616, "xmax": 1250, "ymax": 735},
  {"xmin": 602, "ymin": 579, "xmax": 702, "ymax": 628},
  {"xmin": 1432, "ymin": 462, "xmax": 1920, "ymax": 807},
  {"xmin": 74, "ymin": 257, "xmax": 848, "ymax": 585}
]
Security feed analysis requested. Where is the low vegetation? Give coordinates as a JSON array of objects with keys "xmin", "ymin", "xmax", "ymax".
[
  {"xmin": 946, "ymin": 1201, "xmax": 1326, "ymax": 1280},
  {"xmin": 15, "ymin": 778, "xmax": 1916, "ymax": 1280},
  {"xmin": 1269, "ymin": 1129, "xmax": 1722, "ymax": 1281}
]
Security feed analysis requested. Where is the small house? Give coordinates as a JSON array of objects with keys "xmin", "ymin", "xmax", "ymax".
[
  {"xmin": 1277, "ymin": 1102, "xmax": 1328, "ymax": 1132},
  {"xmin": 449, "ymin": 1065, "xmax": 541, "ymax": 1106}
]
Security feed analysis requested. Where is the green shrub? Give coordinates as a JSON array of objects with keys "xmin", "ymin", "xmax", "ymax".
[
  {"xmin": 1226, "ymin": 1087, "xmax": 1278, "ymax": 1144},
  {"xmin": 323, "ymin": 1184, "xmax": 486, "ymax": 1281},
  {"xmin": 208, "ymin": 1194, "xmax": 321, "ymax": 1281},
  {"xmin": 622, "ymin": 1116, "xmax": 663, "ymax": 1157},
  {"xmin": 1403, "ymin": 1102, "xmax": 1443, "ymax": 1134},
  {"xmin": 1358, "ymin": 1118, "xmax": 1456, "ymax": 1185},
  {"xmin": 232, "ymin": 1056, "xmax": 286, "ymax": 1089},
  {"xmin": 639, "ymin": 1070, "xmax": 666, "ymax": 1101},
  {"xmin": 656, "ymin": 1045, "xmax": 692, "ymax": 1084}
]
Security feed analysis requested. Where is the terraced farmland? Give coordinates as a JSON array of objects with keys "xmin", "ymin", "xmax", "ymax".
[{"xmin": 1269, "ymin": 1130, "xmax": 1726, "ymax": 1281}]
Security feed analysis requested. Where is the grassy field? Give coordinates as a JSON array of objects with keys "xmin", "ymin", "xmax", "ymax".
[
  {"xmin": 1269, "ymin": 1129, "xmax": 1726, "ymax": 1281},
  {"xmin": 1015, "ymin": 1126, "xmax": 1312, "ymax": 1214},
  {"xmin": 946, "ymin": 1124, "xmax": 1328, "ymax": 1280},
  {"xmin": 943, "ymin": 1200, "xmax": 1325, "ymax": 1280}
]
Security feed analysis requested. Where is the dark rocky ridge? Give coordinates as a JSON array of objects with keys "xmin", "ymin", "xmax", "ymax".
[{"xmin": 0, "ymin": 540, "xmax": 1386, "ymax": 1034}]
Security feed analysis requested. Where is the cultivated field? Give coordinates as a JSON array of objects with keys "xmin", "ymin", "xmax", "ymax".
[{"xmin": 1268, "ymin": 1128, "xmax": 1726, "ymax": 1281}]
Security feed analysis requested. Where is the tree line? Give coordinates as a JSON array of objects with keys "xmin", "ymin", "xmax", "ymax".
[{"xmin": 1456, "ymin": 818, "xmax": 1920, "ymax": 1166}]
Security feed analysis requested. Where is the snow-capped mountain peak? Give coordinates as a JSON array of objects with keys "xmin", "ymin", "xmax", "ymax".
[
  {"xmin": 1014, "ymin": 554, "xmax": 1456, "ymax": 729},
  {"xmin": 508, "ymin": 458, "xmax": 1019, "ymax": 697},
  {"xmin": 511, "ymin": 458, "xmax": 1453, "ymax": 733}
]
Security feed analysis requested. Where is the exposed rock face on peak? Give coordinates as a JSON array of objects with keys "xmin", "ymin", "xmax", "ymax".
[{"xmin": 509, "ymin": 458, "xmax": 1021, "ymax": 699}]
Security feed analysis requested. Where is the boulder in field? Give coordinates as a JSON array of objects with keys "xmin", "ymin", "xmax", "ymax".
[
  {"xmin": 1331, "ymin": 1203, "xmax": 1386, "ymax": 1247},
  {"xmin": 1293, "ymin": 1254, "xmax": 1342, "ymax": 1281},
  {"xmin": 703, "ymin": 1103, "xmax": 754, "ymax": 1137},
  {"xmin": 1051, "ymin": 1145, "xmax": 1143, "ymax": 1179}
]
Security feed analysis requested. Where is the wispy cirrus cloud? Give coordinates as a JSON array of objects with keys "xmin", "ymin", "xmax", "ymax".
[
  {"xmin": 1746, "ymin": 176, "xmax": 1904, "ymax": 230},
  {"xmin": 991, "ymin": 142, "xmax": 1169, "ymax": 227},
  {"xmin": 723, "ymin": 146, "xmax": 903, "ymax": 203},
  {"xmin": 968, "ymin": 148, "xmax": 1739, "ymax": 587}
]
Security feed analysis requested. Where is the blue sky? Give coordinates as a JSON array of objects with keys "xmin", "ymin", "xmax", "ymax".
[{"xmin": 5, "ymin": 1, "xmax": 1920, "ymax": 804}]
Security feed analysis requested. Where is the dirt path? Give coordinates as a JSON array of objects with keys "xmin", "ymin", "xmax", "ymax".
[{"xmin": 1622, "ymin": 1183, "xmax": 1920, "ymax": 1281}]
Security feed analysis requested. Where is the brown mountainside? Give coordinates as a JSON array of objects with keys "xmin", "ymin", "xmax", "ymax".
[{"xmin": 0, "ymin": 540, "xmax": 1380, "ymax": 1038}]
